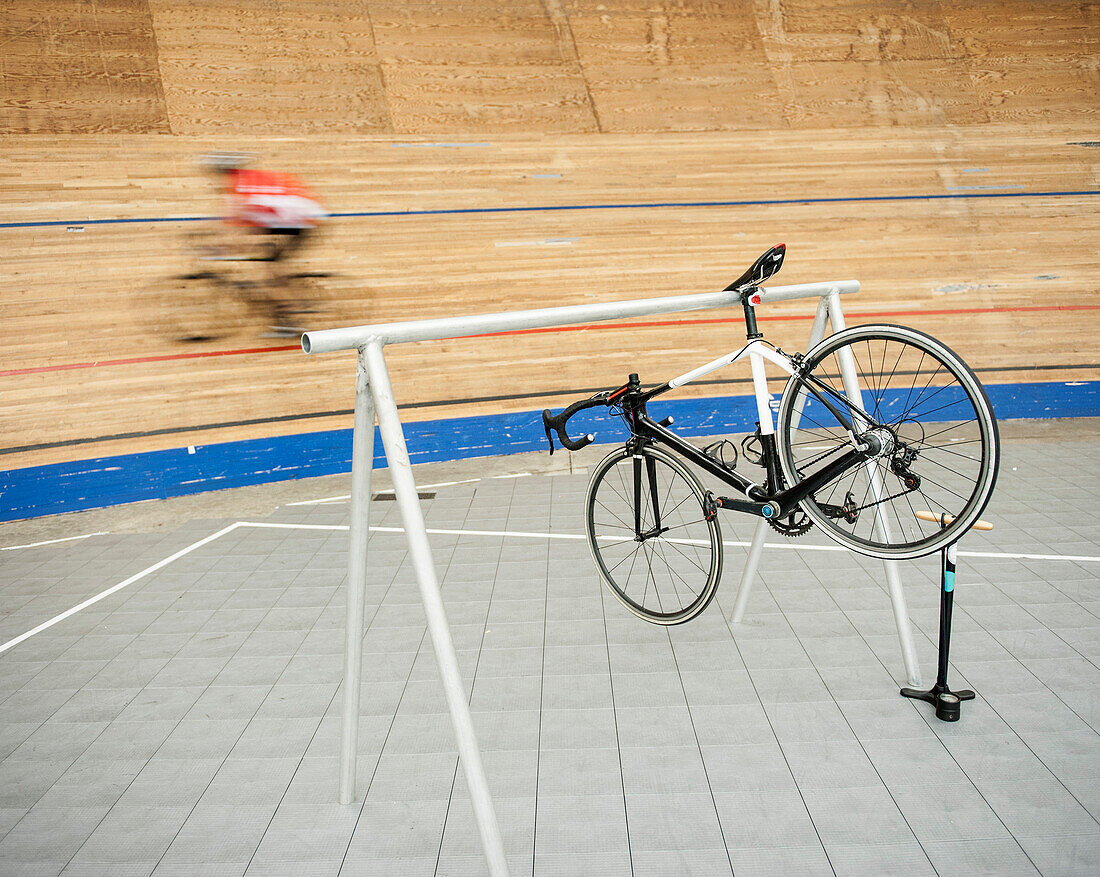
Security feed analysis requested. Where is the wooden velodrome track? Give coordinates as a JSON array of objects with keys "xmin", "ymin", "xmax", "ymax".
[{"xmin": 1, "ymin": 1, "xmax": 1098, "ymax": 509}]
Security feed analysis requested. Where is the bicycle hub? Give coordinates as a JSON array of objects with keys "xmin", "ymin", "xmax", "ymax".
[{"xmin": 861, "ymin": 427, "xmax": 896, "ymax": 459}]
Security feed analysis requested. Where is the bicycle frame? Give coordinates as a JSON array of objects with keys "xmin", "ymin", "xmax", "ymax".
[{"xmin": 618, "ymin": 338, "xmax": 870, "ymax": 520}]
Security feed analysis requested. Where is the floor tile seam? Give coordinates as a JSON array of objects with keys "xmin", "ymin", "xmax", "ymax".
[
  {"xmin": 597, "ymin": 581, "xmax": 636, "ymax": 877},
  {"xmin": 711, "ymin": 603, "xmax": 839, "ymax": 876},
  {"xmin": 964, "ymin": 606, "xmax": 1100, "ymax": 738},
  {"xmin": 528, "ymin": 476, "xmax": 554, "ymax": 877},
  {"xmin": 337, "ymin": 623, "xmax": 434, "ymax": 875},
  {"xmin": 663, "ymin": 627, "xmax": 737, "ymax": 876},
  {"xmin": 62, "ymin": 543, "xmax": 315, "ymax": 876},
  {"xmin": 434, "ymin": 478, "xmax": 517, "ymax": 876},
  {"xmin": 772, "ymin": 578, "xmax": 1009, "ymax": 872},
  {"xmin": 1, "ymin": 522, "xmax": 245, "ymax": 677},
  {"xmin": 964, "ymin": 647, "xmax": 1100, "ymax": 735},
  {"xmin": 56, "ymin": 676, "xmax": 272, "ymax": 873},
  {"xmin": 329, "ymin": 516, "xmax": 467, "ymax": 875},
  {"xmin": 974, "ymin": 565, "xmax": 1100, "ymax": 668},
  {"xmin": 0, "ymin": 524, "xmax": 268, "ymax": 840},
  {"xmin": 236, "ymin": 603, "xmax": 350, "ymax": 877},
  {"xmin": 809, "ymin": 608, "xmax": 1056, "ymax": 873},
  {"xmin": 748, "ymin": 543, "xmax": 928, "ymax": 690},
  {"xmin": 954, "ymin": 722, "xmax": 1100, "ymax": 831}
]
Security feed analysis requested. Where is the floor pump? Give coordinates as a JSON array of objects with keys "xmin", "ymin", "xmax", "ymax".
[{"xmin": 900, "ymin": 511, "xmax": 993, "ymax": 722}]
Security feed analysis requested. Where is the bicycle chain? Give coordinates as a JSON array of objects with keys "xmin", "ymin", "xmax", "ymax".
[
  {"xmin": 845, "ymin": 481, "xmax": 921, "ymax": 515},
  {"xmin": 794, "ymin": 440, "xmax": 920, "ymax": 518}
]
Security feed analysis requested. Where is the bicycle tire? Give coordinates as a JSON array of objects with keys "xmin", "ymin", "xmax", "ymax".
[
  {"xmin": 585, "ymin": 445, "xmax": 723, "ymax": 624},
  {"xmin": 776, "ymin": 324, "xmax": 999, "ymax": 560}
]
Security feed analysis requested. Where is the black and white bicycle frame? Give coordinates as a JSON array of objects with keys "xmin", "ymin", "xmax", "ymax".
[{"xmin": 543, "ymin": 285, "xmax": 922, "ymax": 688}]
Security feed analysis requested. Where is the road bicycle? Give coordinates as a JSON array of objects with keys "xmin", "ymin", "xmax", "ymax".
[{"xmin": 542, "ymin": 245, "xmax": 999, "ymax": 625}]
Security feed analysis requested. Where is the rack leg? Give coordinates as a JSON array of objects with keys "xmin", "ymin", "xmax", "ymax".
[
  {"xmin": 730, "ymin": 517, "xmax": 769, "ymax": 623},
  {"xmin": 339, "ymin": 351, "xmax": 374, "ymax": 804},
  {"xmin": 884, "ymin": 559, "xmax": 922, "ymax": 688},
  {"xmin": 364, "ymin": 342, "xmax": 509, "ymax": 876}
]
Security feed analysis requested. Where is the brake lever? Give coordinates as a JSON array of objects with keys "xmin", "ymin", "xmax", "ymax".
[
  {"xmin": 543, "ymin": 412, "xmax": 557, "ymax": 455},
  {"xmin": 542, "ymin": 395, "xmax": 604, "ymax": 455}
]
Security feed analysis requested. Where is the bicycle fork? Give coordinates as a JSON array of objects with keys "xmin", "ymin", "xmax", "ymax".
[{"xmin": 633, "ymin": 454, "xmax": 667, "ymax": 541}]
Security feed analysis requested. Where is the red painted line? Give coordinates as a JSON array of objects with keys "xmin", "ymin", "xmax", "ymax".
[
  {"xmin": 468, "ymin": 303, "xmax": 1100, "ymax": 339},
  {"xmin": 3, "ymin": 304, "xmax": 1097, "ymax": 377},
  {"xmin": 1, "ymin": 344, "xmax": 300, "ymax": 377}
]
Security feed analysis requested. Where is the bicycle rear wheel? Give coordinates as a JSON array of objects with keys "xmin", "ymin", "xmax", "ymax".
[
  {"xmin": 585, "ymin": 445, "xmax": 723, "ymax": 624},
  {"xmin": 777, "ymin": 324, "xmax": 999, "ymax": 560}
]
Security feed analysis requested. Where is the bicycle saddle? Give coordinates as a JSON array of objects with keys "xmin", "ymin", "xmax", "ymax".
[{"xmin": 724, "ymin": 243, "xmax": 786, "ymax": 292}]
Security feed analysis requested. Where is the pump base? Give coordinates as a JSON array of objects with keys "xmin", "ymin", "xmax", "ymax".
[{"xmin": 900, "ymin": 683, "xmax": 975, "ymax": 722}]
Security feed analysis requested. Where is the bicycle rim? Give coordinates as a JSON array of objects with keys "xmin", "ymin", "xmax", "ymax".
[
  {"xmin": 585, "ymin": 446, "xmax": 723, "ymax": 624},
  {"xmin": 777, "ymin": 324, "xmax": 999, "ymax": 559}
]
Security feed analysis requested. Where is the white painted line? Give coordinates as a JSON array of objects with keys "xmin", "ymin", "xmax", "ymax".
[
  {"xmin": 239, "ymin": 522, "xmax": 346, "ymax": 531},
  {"xmin": 234, "ymin": 522, "xmax": 1100, "ymax": 563},
  {"xmin": 8, "ymin": 517, "xmax": 1095, "ymax": 656},
  {"xmin": 236, "ymin": 522, "xmax": 582, "ymax": 540},
  {"xmin": 957, "ymin": 549, "xmax": 1100, "ymax": 563},
  {"xmin": 284, "ymin": 494, "xmax": 351, "ymax": 507},
  {"xmin": 1, "ymin": 532, "xmax": 110, "ymax": 552},
  {"xmin": 494, "ymin": 238, "xmax": 578, "ymax": 248},
  {"xmin": 0, "ymin": 522, "xmax": 242, "ymax": 656},
  {"xmin": 283, "ymin": 474, "xmax": 529, "ymax": 507}
]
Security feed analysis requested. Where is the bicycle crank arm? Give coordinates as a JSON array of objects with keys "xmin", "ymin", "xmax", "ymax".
[{"xmin": 711, "ymin": 494, "xmax": 782, "ymax": 519}]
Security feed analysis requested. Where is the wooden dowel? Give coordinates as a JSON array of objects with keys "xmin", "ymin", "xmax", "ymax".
[{"xmin": 915, "ymin": 510, "xmax": 993, "ymax": 531}]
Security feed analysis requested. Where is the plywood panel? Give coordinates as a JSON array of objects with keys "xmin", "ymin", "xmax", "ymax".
[
  {"xmin": 0, "ymin": 0, "xmax": 168, "ymax": 134},
  {"xmin": 148, "ymin": 0, "xmax": 390, "ymax": 134},
  {"xmin": 569, "ymin": 1, "xmax": 781, "ymax": 131}
]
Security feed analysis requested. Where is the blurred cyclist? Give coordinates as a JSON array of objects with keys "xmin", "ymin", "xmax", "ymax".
[
  {"xmin": 199, "ymin": 151, "xmax": 326, "ymax": 263},
  {"xmin": 194, "ymin": 152, "xmax": 327, "ymax": 336}
]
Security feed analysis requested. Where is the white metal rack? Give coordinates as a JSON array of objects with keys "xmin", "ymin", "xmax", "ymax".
[{"xmin": 301, "ymin": 279, "xmax": 921, "ymax": 876}]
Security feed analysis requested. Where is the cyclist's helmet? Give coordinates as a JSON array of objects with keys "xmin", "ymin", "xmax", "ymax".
[{"xmin": 197, "ymin": 151, "xmax": 254, "ymax": 174}]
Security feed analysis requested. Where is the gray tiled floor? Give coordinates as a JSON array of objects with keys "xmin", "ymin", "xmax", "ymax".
[{"xmin": 1, "ymin": 422, "xmax": 1098, "ymax": 876}]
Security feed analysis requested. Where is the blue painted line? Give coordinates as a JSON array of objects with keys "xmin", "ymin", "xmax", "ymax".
[
  {"xmin": 0, "ymin": 215, "xmax": 221, "ymax": 229},
  {"xmin": 2, "ymin": 189, "xmax": 1098, "ymax": 230},
  {"xmin": 1, "ymin": 380, "xmax": 1096, "ymax": 522}
]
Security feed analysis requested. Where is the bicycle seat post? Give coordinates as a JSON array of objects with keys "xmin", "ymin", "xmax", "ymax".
[{"xmin": 740, "ymin": 288, "xmax": 763, "ymax": 340}]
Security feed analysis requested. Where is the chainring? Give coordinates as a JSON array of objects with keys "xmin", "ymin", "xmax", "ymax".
[{"xmin": 766, "ymin": 507, "xmax": 814, "ymax": 537}]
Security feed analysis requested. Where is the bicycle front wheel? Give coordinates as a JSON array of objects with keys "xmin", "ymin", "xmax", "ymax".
[
  {"xmin": 777, "ymin": 324, "xmax": 999, "ymax": 560},
  {"xmin": 585, "ymin": 445, "xmax": 723, "ymax": 625}
]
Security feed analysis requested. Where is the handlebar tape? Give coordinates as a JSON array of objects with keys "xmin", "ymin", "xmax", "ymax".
[{"xmin": 542, "ymin": 396, "xmax": 603, "ymax": 454}]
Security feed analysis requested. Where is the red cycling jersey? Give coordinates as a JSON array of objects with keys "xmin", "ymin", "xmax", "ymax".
[{"xmin": 225, "ymin": 169, "xmax": 326, "ymax": 230}]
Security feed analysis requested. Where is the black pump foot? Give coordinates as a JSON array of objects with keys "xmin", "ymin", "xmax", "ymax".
[{"xmin": 900, "ymin": 683, "xmax": 975, "ymax": 722}]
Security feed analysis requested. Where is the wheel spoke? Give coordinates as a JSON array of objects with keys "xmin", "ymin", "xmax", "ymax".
[
  {"xmin": 586, "ymin": 448, "xmax": 720, "ymax": 624},
  {"xmin": 779, "ymin": 327, "xmax": 998, "ymax": 560}
]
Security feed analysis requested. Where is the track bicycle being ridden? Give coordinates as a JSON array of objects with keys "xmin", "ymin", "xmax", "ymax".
[
  {"xmin": 169, "ymin": 226, "xmax": 332, "ymax": 341},
  {"xmin": 542, "ymin": 245, "xmax": 1000, "ymax": 625}
]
